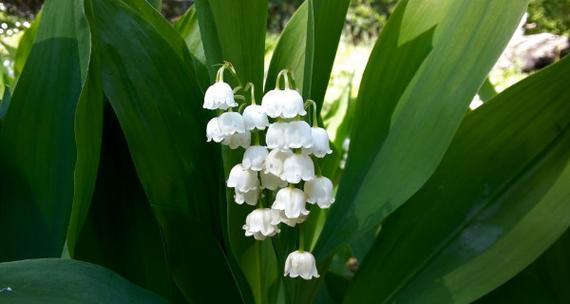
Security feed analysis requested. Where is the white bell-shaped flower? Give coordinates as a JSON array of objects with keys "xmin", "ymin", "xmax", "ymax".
[
  {"xmin": 266, "ymin": 122, "xmax": 288, "ymax": 149},
  {"xmin": 260, "ymin": 171, "xmax": 288, "ymax": 190},
  {"xmin": 282, "ymin": 153, "xmax": 314, "ymax": 184},
  {"xmin": 222, "ymin": 131, "xmax": 250, "ymax": 149},
  {"xmin": 261, "ymin": 89, "xmax": 306, "ymax": 119},
  {"xmin": 234, "ymin": 188, "xmax": 259, "ymax": 206},
  {"xmin": 218, "ymin": 112, "xmax": 246, "ymax": 136},
  {"xmin": 203, "ymin": 82, "xmax": 237, "ymax": 110},
  {"xmin": 206, "ymin": 117, "xmax": 224, "ymax": 143},
  {"xmin": 264, "ymin": 148, "xmax": 293, "ymax": 177},
  {"xmin": 272, "ymin": 187, "xmax": 309, "ymax": 219},
  {"xmin": 242, "ymin": 146, "xmax": 268, "ymax": 171},
  {"xmin": 243, "ymin": 208, "xmax": 282, "ymax": 240},
  {"xmin": 278, "ymin": 211, "xmax": 307, "ymax": 227},
  {"xmin": 303, "ymin": 127, "xmax": 332, "ymax": 158},
  {"xmin": 284, "ymin": 250, "xmax": 320, "ymax": 280},
  {"xmin": 286, "ymin": 121, "xmax": 313, "ymax": 149},
  {"xmin": 304, "ymin": 176, "xmax": 335, "ymax": 208},
  {"xmin": 243, "ymin": 104, "xmax": 269, "ymax": 131},
  {"xmin": 227, "ymin": 164, "xmax": 258, "ymax": 192}
]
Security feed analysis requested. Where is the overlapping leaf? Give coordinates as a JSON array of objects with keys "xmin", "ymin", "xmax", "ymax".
[
  {"xmin": 316, "ymin": 0, "xmax": 529, "ymax": 259},
  {"xmin": 0, "ymin": 0, "xmax": 92, "ymax": 261},
  {"xmin": 86, "ymin": 0, "xmax": 247, "ymax": 301},
  {"xmin": 346, "ymin": 56, "xmax": 570, "ymax": 303}
]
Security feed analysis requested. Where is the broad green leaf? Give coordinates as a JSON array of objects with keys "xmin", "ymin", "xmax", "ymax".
[
  {"xmin": 0, "ymin": 0, "xmax": 91, "ymax": 261},
  {"xmin": 265, "ymin": 2, "xmax": 307, "ymax": 92},
  {"xmin": 71, "ymin": 104, "xmax": 176, "ymax": 301},
  {"xmin": 303, "ymin": 0, "xmax": 350, "ymax": 107},
  {"xmin": 14, "ymin": 11, "xmax": 41, "ymax": 79},
  {"xmin": 0, "ymin": 258, "xmax": 165, "ymax": 303},
  {"xmin": 195, "ymin": 0, "xmax": 267, "ymax": 97},
  {"xmin": 174, "ymin": 6, "xmax": 209, "ymax": 90},
  {"xmin": 345, "ymin": 55, "xmax": 570, "ymax": 303},
  {"xmin": 477, "ymin": 228, "xmax": 570, "ymax": 303},
  {"xmin": 315, "ymin": 0, "xmax": 529, "ymax": 259},
  {"xmin": 87, "ymin": 0, "xmax": 247, "ymax": 302}
]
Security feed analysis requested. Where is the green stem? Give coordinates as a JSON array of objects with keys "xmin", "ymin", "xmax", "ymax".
[
  {"xmin": 277, "ymin": 69, "xmax": 291, "ymax": 90},
  {"xmin": 304, "ymin": 99, "xmax": 319, "ymax": 127},
  {"xmin": 299, "ymin": 223, "xmax": 305, "ymax": 252}
]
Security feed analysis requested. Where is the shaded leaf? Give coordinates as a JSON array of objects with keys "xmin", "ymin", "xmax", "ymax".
[
  {"xmin": 0, "ymin": 0, "xmax": 92, "ymax": 261},
  {"xmin": 477, "ymin": 228, "xmax": 570, "ymax": 303},
  {"xmin": 0, "ymin": 258, "xmax": 166, "ymax": 303},
  {"xmin": 87, "ymin": 0, "xmax": 247, "ymax": 302}
]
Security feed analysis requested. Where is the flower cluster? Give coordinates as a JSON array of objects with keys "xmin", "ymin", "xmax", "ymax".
[{"xmin": 203, "ymin": 63, "xmax": 334, "ymax": 280}]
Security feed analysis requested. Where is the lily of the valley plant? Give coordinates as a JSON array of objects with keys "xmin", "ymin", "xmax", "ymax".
[{"xmin": 0, "ymin": 0, "xmax": 568, "ymax": 303}]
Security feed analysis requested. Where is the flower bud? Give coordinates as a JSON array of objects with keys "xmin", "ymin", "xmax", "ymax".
[
  {"xmin": 222, "ymin": 131, "xmax": 251, "ymax": 149},
  {"xmin": 260, "ymin": 171, "xmax": 287, "ymax": 190},
  {"xmin": 218, "ymin": 112, "xmax": 246, "ymax": 136},
  {"xmin": 243, "ymin": 208, "xmax": 282, "ymax": 240},
  {"xmin": 206, "ymin": 117, "xmax": 224, "ymax": 143},
  {"xmin": 234, "ymin": 188, "xmax": 259, "ymax": 206},
  {"xmin": 227, "ymin": 164, "xmax": 258, "ymax": 192},
  {"xmin": 264, "ymin": 148, "xmax": 293, "ymax": 177},
  {"xmin": 282, "ymin": 153, "xmax": 314, "ymax": 184},
  {"xmin": 272, "ymin": 187, "xmax": 309, "ymax": 219},
  {"xmin": 284, "ymin": 250, "xmax": 319, "ymax": 280},
  {"xmin": 303, "ymin": 127, "xmax": 332, "ymax": 158},
  {"xmin": 304, "ymin": 176, "xmax": 335, "ymax": 208},
  {"xmin": 261, "ymin": 89, "xmax": 306, "ymax": 119},
  {"xmin": 242, "ymin": 146, "xmax": 268, "ymax": 171},
  {"xmin": 203, "ymin": 82, "xmax": 237, "ymax": 110},
  {"xmin": 286, "ymin": 121, "xmax": 313, "ymax": 149},
  {"xmin": 243, "ymin": 104, "xmax": 269, "ymax": 130}
]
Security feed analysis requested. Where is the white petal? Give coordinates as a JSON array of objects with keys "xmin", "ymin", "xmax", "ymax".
[
  {"xmin": 222, "ymin": 131, "xmax": 251, "ymax": 149},
  {"xmin": 284, "ymin": 251, "xmax": 319, "ymax": 280},
  {"xmin": 264, "ymin": 148, "xmax": 293, "ymax": 177},
  {"xmin": 203, "ymin": 82, "xmax": 237, "ymax": 110},
  {"xmin": 278, "ymin": 211, "xmax": 307, "ymax": 227},
  {"xmin": 243, "ymin": 208, "xmax": 281, "ymax": 240},
  {"xmin": 234, "ymin": 188, "xmax": 259, "ymax": 206},
  {"xmin": 260, "ymin": 171, "xmax": 288, "ymax": 190},
  {"xmin": 261, "ymin": 90, "xmax": 282, "ymax": 118},
  {"xmin": 227, "ymin": 164, "xmax": 258, "ymax": 192},
  {"xmin": 243, "ymin": 105, "xmax": 269, "ymax": 130},
  {"xmin": 206, "ymin": 117, "xmax": 224, "ymax": 143},
  {"xmin": 303, "ymin": 127, "xmax": 332, "ymax": 158},
  {"xmin": 304, "ymin": 176, "xmax": 335, "ymax": 208},
  {"xmin": 281, "ymin": 89, "xmax": 306, "ymax": 118},
  {"xmin": 282, "ymin": 153, "xmax": 314, "ymax": 184},
  {"xmin": 218, "ymin": 112, "xmax": 246, "ymax": 135},
  {"xmin": 242, "ymin": 146, "xmax": 268, "ymax": 171},
  {"xmin": 272, "ymin": 187, "xmax": 308, "ymax": 219},
  {"xmin": 266, "ymin": 122, "xmax": 288, "ymax": 149},
  {"xmin": 285, "ymin": 121, "xmax": 313, "ymax": 149}
]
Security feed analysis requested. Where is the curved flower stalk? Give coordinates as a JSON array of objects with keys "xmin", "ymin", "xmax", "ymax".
[{"xmin": 203, "ymin": 65, "xmax": 335, "ymax": 280}]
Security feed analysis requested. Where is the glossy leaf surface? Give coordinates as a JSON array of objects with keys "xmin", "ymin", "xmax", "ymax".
[
  {"xmin": 316, "ymin": 0, "xmax": 529, "ymax": 259},
  {"xmin": 346, "ymin": 56, "xmax": 570, "ymax": 303}
]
